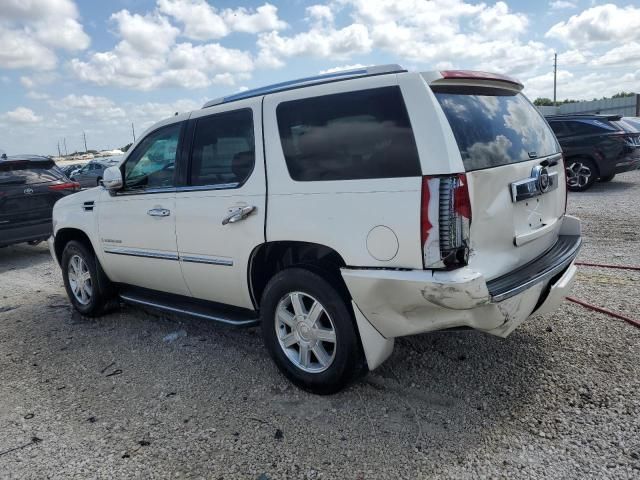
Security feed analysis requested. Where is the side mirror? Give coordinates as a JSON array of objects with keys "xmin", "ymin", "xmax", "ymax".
[{"xmin": 102, "ymin": 166, "xmax": 123, "ymax": 191}]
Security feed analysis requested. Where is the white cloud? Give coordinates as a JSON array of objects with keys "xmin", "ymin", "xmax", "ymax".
[
  {"xmin": 524, "ymin": 69, "xmax": 640, "ymax": 101},
  {"xmin": 591, "ymin": 42, "xmax": 640, "ymax": 67},
  {"xmin": 549, "ymin": 1, "xmax": 576, "ymax": 10},
  {"xmin": 257, "ymin": 0, "xmax": 547, "ymax": 77},
  {"xmin": 157, "ymin": 0, "xmax": 286, "ymax": 40},
  {"xmin": 110, "ymin": 10, "xmax": 179, "ymax": 55},
  {"xmin": 558, "ymin": 49, "xmax": 590, "ymax": 66},
  {"xmin": 26, "ymin": 91, "xmax": 50, "ymax": 100},
  {"xmin": 319, "ymin": 64, "xmax": 369, "ymax": 74},
  {"xmin": 546, "ymin": 4, "xmax": 640, "ymax": 46},
  {"xmin": 0, "ymin": 0, "xmax": 89, "ymax": 70},
  {"xmin": 4, "ymin": 107, "xmax": 42, "ymax": 123},
  {"xmin": 70, "ymin": 5, "xmax": 256, "ymax": 90},
  {"xmin": 49, "ymin": 94, "xmax": 126, "ymax": 120}
]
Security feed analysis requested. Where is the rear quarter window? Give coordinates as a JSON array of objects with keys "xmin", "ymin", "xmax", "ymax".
[
  {"xmin": 276, "ymin": 86, "xmax": 421, "ymax": 181},
  {"xmin": 433, "ymin": 86, "xmax": 560, "ymax": 171}
]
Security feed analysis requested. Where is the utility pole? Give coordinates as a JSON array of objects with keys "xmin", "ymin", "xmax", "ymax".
[
  {"xmin": 63, "ymin": 138, "xmax": 67, "ymax": 156},
  {"xmin": 83, "ymin": 131, "xmax": 88, "ymax": 152},
  {"xmin": 553, "ymin": 52, "xmax": 557, "ymax": 107},
  {"xmin": 57, "ymin": 141, "xmax": 61, "ymax": 157},
  {"xmin": 131, "ymin": 122, "xmax": 136, "ymax": 143}
]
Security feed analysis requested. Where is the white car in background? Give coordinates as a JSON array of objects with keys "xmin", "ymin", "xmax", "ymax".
[{"xmin": 49, "ymin": 65, "xmax": 581, "ymax": 394}]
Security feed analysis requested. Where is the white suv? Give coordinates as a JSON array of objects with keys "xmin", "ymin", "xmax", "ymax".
[{"xmin": 49, "ymin": 65, "xmax": 581, "ymax": 394}]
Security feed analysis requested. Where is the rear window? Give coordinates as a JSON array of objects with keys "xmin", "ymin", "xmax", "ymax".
[
  {"xmin": 434, "ymin": 86, "xmax": 559, "ymax": 171},
  {"xmin": 276, "ymin": 86, "xmax": 421, "ymax": 181},
  {"xmin": 0, "ymin": 160, "xmax": 63, "ymax": 185}
]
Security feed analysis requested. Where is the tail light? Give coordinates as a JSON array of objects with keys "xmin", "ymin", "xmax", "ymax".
[
  {"xmin": 49, "ymin": 181, "xmax": 80, "ymax": 191},
  {"xmin": 421, "ymin": 174, "xmax": 471, "ymax": 269}
]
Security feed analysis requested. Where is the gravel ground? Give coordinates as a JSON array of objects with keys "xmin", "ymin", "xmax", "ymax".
[{"xmin": 1, "ymin": 170, "xmax": 639, "ymax": 479}]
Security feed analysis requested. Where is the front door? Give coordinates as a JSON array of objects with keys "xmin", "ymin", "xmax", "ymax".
[
  {"xmin": 97, "ymin": 121, "xmax": 190, "ymax": 296},
  {"xmin": 174, "ymin": 99, "xmax": 266, "ymax": 309}
]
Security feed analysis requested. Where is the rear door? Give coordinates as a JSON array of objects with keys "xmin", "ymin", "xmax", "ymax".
[
  {"xmin": 174, "ymin": 98, "xmax": 266, "ymax": 309},
  {"xmin": 431, "ymin": 84, "xmax": 565, "ymax": 280}
]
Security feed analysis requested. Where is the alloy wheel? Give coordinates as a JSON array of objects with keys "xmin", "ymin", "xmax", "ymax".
[
  {"xmin": 566, "ymin": 162, "xmax": 592, "ymax": 188},
  {"xmin": 275, "ymin": 292, "xmax": 337, "ymax": 373},
  {"xmin": 68, "ymin": 254, "xmax": 92, "ymax": 305}
]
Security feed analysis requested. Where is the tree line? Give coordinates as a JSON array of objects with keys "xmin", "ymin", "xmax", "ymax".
[{"xmin": 533, "ymin": 92, "xmax": 635, "ymax": 106}]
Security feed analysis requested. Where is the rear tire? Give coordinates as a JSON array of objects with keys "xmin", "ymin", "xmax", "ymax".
[
  {"xmin": 260, "ymin": 268, "xmax": 365, "ymax": 394},
  {"xmin": 599, "ymin": 173, "xmax": 616, "ymax": 182},
  {"xmin": 61, "ymin": 240, "xmax": 115, "ymax": 317},
  {"xmin": 566, "ymin": 158, "xmax": 598, "ymax": 192}
]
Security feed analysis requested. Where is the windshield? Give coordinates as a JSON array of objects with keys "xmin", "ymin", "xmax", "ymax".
[{"xmin": 433, "ymin": 86, "xmax": 560, "ymax": 171}]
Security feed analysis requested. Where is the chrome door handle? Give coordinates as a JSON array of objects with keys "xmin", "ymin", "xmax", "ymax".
[
  {"xmin": 147, "ymin": 208, "xmax": 170, "ymax": 217},
  {"xmin": 222, "ymin": 205, "xmax": 256, "ymax": 225}
]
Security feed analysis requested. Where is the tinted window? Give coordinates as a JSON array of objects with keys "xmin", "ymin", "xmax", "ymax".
[
  {"xmin": 276, "ymin": 87, "xmax": 421, "ymax": 181},
  {"xmin": 0, "ymin": 160, "xmax": 63, "ymax": 185},
  {"xmin": 124, "ymin": 123, "xmax": 181, "ymax": 190},
  {"xmin": 434, "ymin": 86, "xmax": 559, "ymax": 171},
  {"xmin": 548, "ymin": 121, "xmax": 568, "ymax": 137},
  {"xmin": 565, "ymin": 120, "xmax": 616, "ymax": 136},
  {"xmin": 189, "ymin": 109, "xmax": 254, "ymax": 187}
]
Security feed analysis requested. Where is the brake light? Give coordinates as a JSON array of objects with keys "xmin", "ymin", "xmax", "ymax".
[
  {"xmin": 421, "ymin": 174, "xmax": 472, "ymax": 269},
  {"xmin": 440, "ymin": 70, "xmax": 523, "ymax": 88},
  {"xmin": 49, "ymin": 181, "xmax": 80, "ymax": 191}
]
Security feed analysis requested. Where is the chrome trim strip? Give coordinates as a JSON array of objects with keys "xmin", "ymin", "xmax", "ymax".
[
  {"xmin": 115, "ymin": 187, "xmax": 176, "ymax": 196},
  {"xmin": 175, "ymin": 183, "xmax": 239, "ymax": 193},
  {"xmin": 103, "ymin": 247, "xmax": 179, "ymax": 261},
  {"xmin": 119, "ymin": 294, "xmax": 258, "ymax": 326},
  {"xmin": 510, "ymin": 171, "xmax": 558, "ymax": 202},
  {"xmin": 181, "ymin": 255, "xmax": 233, "ymax": 266},
  {"xmin": 489, "ymin": 237, "xmax": 582, "ymax": 302}
]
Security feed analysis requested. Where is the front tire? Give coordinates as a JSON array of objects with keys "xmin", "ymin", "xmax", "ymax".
[
  {"xmin": 261, "ymin": 268, "xmax": 365, "ymax": 394},
  {"xmin": 61, "ymin": 240, "xmax": 114, "ymax": 316},
  {"xmin": 566, "ymin": 158, "xmax": 597, "ymax": 191}
]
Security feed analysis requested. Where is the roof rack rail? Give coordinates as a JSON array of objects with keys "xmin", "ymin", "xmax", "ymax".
[
  {"xmin": 545, "ymin": 113, "xmax": 622, "ymax": 120},
  {"xmin": 202, "ymin": 64, "xmax": 405, "ymax": 109}
]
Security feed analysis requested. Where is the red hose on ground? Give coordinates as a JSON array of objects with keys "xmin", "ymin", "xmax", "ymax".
[
  {"xmin": 566, "ymin": 296, "xmax": 640, "ymax": 329},
  {"xmin": 575, "ymin": 261, "xmax": 640, "ymax": 271}
]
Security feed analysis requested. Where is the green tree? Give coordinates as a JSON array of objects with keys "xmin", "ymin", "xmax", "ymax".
[{"xmin": 533, "ymin": 97, "xmax": 554, "ymax": 106}]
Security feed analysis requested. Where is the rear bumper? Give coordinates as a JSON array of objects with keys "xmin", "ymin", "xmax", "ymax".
[
  {"xmin": 342, "ymin": 215, "xmax": 581, "ymax": 343},
  {"xmin": 0, "ymin": 221, "xmax": 52, "ymax": 247}
]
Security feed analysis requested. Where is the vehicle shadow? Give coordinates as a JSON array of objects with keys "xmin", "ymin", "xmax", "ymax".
[{"xmin": 0, "ymin": 243, "xmax": 52, "ymax": 274}]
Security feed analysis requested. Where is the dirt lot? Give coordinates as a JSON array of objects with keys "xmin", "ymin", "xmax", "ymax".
[{"xmin": 1, "ymin": 171, "xmax": 640, "ymax": 479}]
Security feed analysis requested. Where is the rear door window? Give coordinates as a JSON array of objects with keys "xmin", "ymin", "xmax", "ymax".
[
  {"xmin": 565, "ymin": 120, "xmax": 616, "ymax": 135},
  {"xmin": 276, "ymin": 86, "xmax": 421, "ymax": 181},
  {"xmin": 433, "ymin": 86, "xmax": 560, "ymax": 171},
  {"xmin": 189, "ymin": 109, "xmax": 254, "ymax": 187}
]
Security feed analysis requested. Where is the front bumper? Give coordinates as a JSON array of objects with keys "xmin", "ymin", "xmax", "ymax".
[
  {"xmin": 342, "ymin": 216, "xmax": 581, "ymax": 342},
  {"xmin": 48, "ymin": 235, "xmax": 59, "ymax": 267}
]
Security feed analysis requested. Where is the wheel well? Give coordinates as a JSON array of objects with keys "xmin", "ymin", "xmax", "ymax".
[
  {"xmin": 565, "ymin": 154, "xmax": 600, "ymax": 177},
  {"xmin": 53, "ymin": 228, "xmax": 94, "ymax": 264},
  {"xmin": 249, "ymin": 241, "xmax": 350, "ymax": 308}
]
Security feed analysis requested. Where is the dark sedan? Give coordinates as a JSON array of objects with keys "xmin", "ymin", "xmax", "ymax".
[{"xmin": 0, "ymin": 155, "xmax": 79, "ymax": 247}]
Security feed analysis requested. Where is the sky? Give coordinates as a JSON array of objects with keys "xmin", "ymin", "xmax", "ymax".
[{"xmin": 1, "ymin": 0, "xmax": 639, "ymax": 155}]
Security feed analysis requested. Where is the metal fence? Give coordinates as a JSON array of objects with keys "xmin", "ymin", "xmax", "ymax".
[{"xmin": 537, "ymin": 95, "xmax": 639, "ymax": 117}]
